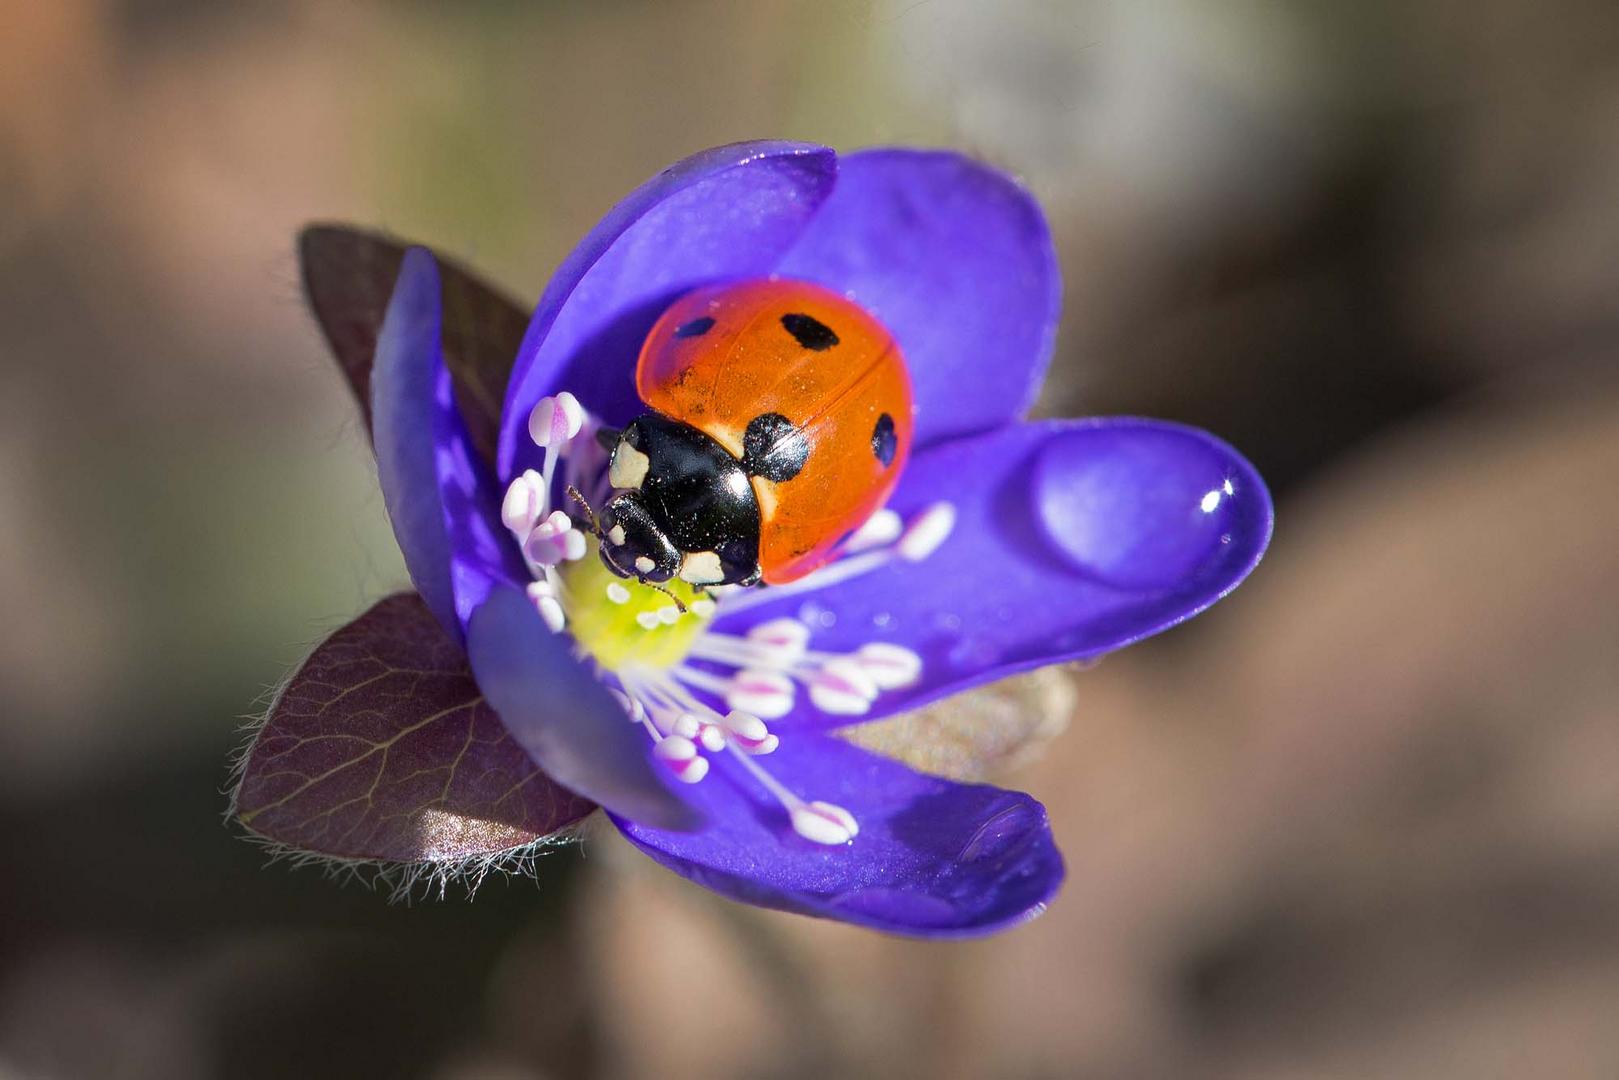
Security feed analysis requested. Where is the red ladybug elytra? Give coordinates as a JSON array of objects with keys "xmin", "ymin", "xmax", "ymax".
[{"xmin": 592, "ymin": 278, "xmax": 914, "ymax": 589}]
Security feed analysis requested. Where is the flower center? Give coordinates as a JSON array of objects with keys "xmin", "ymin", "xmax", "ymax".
[
  {"xmin": 557, "ymin": 536, "xmax": 713, "ymax": 671},
  {"xmin": 502, "ymin": 392, "xmax": 954, "ymax": 845}
]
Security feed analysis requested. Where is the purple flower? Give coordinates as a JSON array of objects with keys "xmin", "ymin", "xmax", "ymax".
[{"xmin": 235, "ymin": 141, "xmax": 1271, "ymax": 937}]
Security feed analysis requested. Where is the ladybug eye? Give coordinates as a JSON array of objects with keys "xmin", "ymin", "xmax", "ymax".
[
  {"xmin": 674, "ymin": 316, "xmax": 715, "ymax": 338},
  {"xmin": 741, "ymin": 412, "xmax": 809, "ymax": 482},
  {"xmin": 780, "ymin": 312, "xmax": 839, "ymax": 351}
]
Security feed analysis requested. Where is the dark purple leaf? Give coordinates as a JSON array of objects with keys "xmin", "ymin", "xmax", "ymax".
[
  {"xmin": 235, "ymin": 592, "xmax": 594, "ymax": 863},
  {"xmin": 299, "ymin": 224, "xmax": 529, "ymax": 467}
]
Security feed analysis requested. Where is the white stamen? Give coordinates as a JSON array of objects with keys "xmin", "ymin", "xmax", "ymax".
[
  {"xmin": 842, "ymin": 508, "xmax": 903, "ymax": 553},
  {"xmin": 528, "ymin": 392, "xmax": 584, "ymax": 448},
  {"xmin": 654, "ymin": 733, "xmax": 696, "ymax": 760},
  {"xmin": 896, "ymin": 502, "xmax": 956, "ymax": 561},
  {"xmin": 723, "ymin": 744, "xmax": 858, "ymax": 844},
  {"xmin": 533, "ymin": 593, "xmax": 565, "ymax": 633},
  {"xmin": 696, "ymin": 722, "xmax": 727, "ymax": 753},
  {"xmin": 670, "ymin": 713, "xmax": 701, "ymax": 740},
  {"xmin": 790, "ymin": 801, "xmax": 859, "ymax": 844},
  {"xmin": 690, "ymin": 598, "xmax": 717, "ymax": 618},
  {"xmin": 747, "ymin": 618, "xmax": 811, "ymax": 663},
  {"xmin": 635, "ymin": 610, "xmax": 662, "ymax": 630},
  {"xmin": 606, "ymin": 582, "xmax": 631, "ymax": 605},
  {"xmin": 725, "ymin": 669, "xmax": 795, "ymax": 719},
  {"xmin": 657, "ymin": 605, "xmax": 682, "ymax": 626},
  {"xmin": 720, "ymin": 710, "xmax": 778, "ymax": 755},
  {"xmin": 855, "ymin": 642, "xmax": 923, "ymax": 690},
  {"xmin": 654, "ymin": 736, "xmax": 710, "ymax": 784},
  {"xmin": 563, "ymin": 529, "xmax": 586, "ymax": 562},
  {"xmin": 523, "ymin": 510, "xmax": 585, "ymax": 567},
  {"xmin": 706, "ymin": 550, "xmax": 890, "ymax": 618},
  {"xmin": 609, "ymin": 688, "xmax": 646, "ymax": 723},
  {"xmin": 808, "ymin": 657, "xmax": 878, "ymax": 715},
  {"xmin": 501, "ymin": 469, "xmax": 547, "ymax": 534}
]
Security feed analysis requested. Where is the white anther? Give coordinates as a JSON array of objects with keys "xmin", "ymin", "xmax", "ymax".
[
  {"xmin": 654, "ymin": 734, "xmax": 697, "ymax": 761},
  {"xmin": 657, "ymin": 605, "xmax": 682, "ymax": 626},
  {"xmin": 670, "ymin": 713, "xmax": 701, "ymax": 740},
  {"xmin": 843, "ymin": 508, "xmax": 903, "ymax": 553},
  {"xmin": 721, "ymin": 710, "xmax": 778, "ymax": 755},
  {"xmin": 501, "ymin": 470, "xmax": 548, "ymax": 534},
  {"xmin": 790, "ymin": 801, "xmax": 859, "ymax": 844},
  {"xmin": 606, "ymin": 582, "xmax": 631, "ymax": 605},
  {"xmin": 696, "ymin": 722, "xmax": 727, "ymax": 753},
  {"xmin": 609, "ymin": 689, "xmax": 645, "ymax": 723},
  {"xmin": 855, "ymin": 642, "xmax": 923, "ymax": 690},
  {"xmin": 533, "ymin": 593, "xmax": 565, "ymax": 633},
  {"xmin": 523, "ymin": 510, "xmax": 584, "ymax": 567},
  {"xmin": 528, "ymin": 392, "xmax": 584, "ymax": 448},
  {"xmin": 725, "ymin": 669, "xmax": 795, "ymax": 719},
  {"xmin": 654, "ymin": 735, "xmax": 709, "ymax": 783},
  {"xmin": 635, "ymin": 610, "xmax": 662, "ymax": 630},
  {"xmin": 563, "ymin": 529, "xmax": 586, "ymax": 562},
  {"xmin": 744, "ymin": 618, "xmax": 811, "ymax": 666},
  {"xmin": 690, "ymin": 598, "xmax": 717, "ymax": 618},
  {"xmin": 897, "ymin": 502, "xmax": 956, "ymax": 562},
  {"xmin": 808, "ymin": 658, "xmax": 878, "ymax": 715},
  {"xmin": 525, "ymin": 578, "xmax": 555, "ymax": 601}
]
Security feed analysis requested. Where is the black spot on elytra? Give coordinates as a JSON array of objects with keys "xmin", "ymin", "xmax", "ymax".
[
  {"xmin": 740, "ymin": 412, "xmax": 809, "ymax": 482},
  {"xmin": 674, "ymin": 316, "xmax": 715, "ymax": 338},
  {"xmin": 781, "ymin": 313, "xmax": 839, "ymax": 351},
  {"xmin": 872, "ymin": 413, "xmax": 897, "ymax": 467}
]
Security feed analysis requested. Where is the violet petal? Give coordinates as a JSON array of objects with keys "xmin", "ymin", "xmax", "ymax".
[
  {"xmin": 466, "ymin": 586, "xmax": 702, "ymax": 831},
  {"xmin": 371, "ymin": 248, "xmax": 461, "ymax": 638},
  {"xmin": 372, "ymin": 248, "xmax": 527, "ymax": 639},
  {"xmin": 497, "ymin": 141, "xmax": 837, "ymax": 480},
  {"xmin": 775, "ymin": 148, "xmax": 1060, "ymax": 447},
  {"xmin": 435, "ymin": 354, "xmax": 530, "ymax": 630},
  {"xmin": 714, "ymin": 418, "xmax": 1272, "ymax": 726},
  {"xmin": 611, "ymin": 731, "xmax": 1062, "ymax": 937}
]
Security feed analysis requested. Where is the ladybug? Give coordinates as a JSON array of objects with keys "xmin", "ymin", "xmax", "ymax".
[{"xmin": 591, "ymin": 278, "xmax": 914, "ymax": 590}]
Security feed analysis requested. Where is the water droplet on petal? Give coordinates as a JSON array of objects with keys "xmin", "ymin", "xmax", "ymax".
[{"xmin": 1031, "ymin": 426, "xmax": 1260, "ymax": 590}]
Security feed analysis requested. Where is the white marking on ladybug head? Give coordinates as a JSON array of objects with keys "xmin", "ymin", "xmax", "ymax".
[
  {"xmin": 634, "ymin": 555, "xmax": 656, "ymax": 575},
  {"xmin": 678, "ymin": 550, "xmax": 726, "ymax": 585},
  {"xmin": 609, "ymin": 442, "xmax": 651, "ymax": 490},
  {"xmin": 608, "ymin": 524, "xmax": 627, "ymax": 546}
]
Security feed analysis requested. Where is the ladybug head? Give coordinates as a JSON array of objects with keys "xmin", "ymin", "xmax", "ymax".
[{"xmin": 598, "ymin": 490, "xmax": 682, "ymax": 583}]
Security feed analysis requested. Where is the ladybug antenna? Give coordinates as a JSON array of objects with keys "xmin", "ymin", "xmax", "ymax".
[
  {"xmin": 566, "ymin": 485, "xmax": 602, "ymax": 535},
  {"xmin": 643, "ymin": 579, "xmax": 688, "ymax": 615}
]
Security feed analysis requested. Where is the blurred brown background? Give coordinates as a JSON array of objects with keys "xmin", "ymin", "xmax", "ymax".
[{"xmin": 3, "ymin": 2, "xmax": 1618, "ymax": 1077}]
